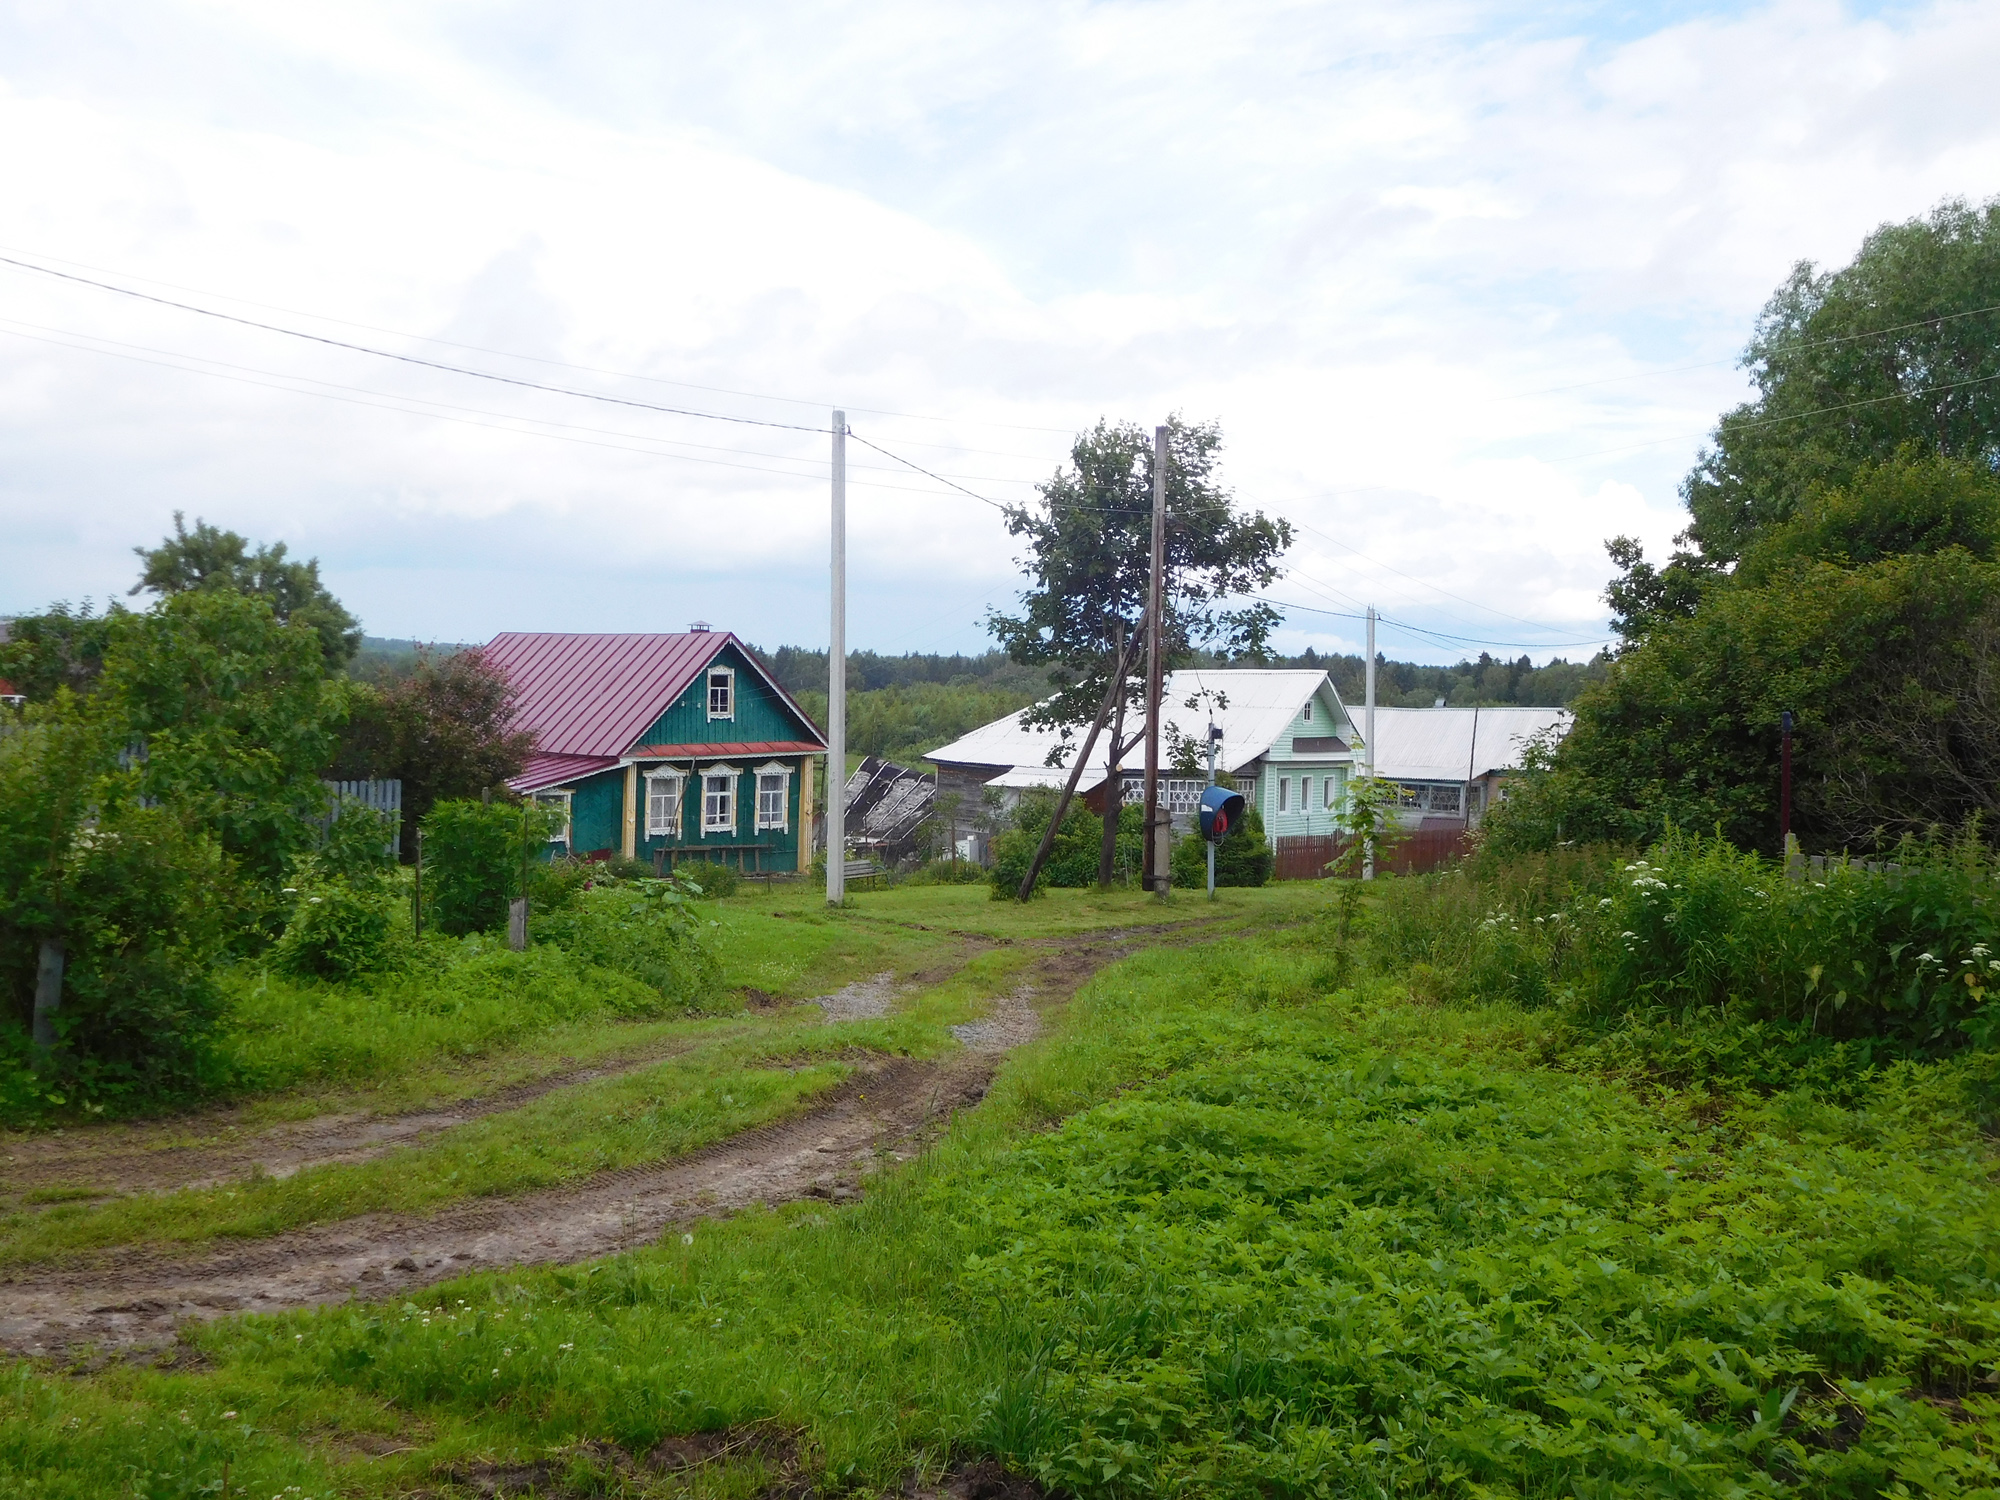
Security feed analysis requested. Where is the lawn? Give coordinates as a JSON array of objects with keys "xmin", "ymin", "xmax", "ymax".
[{"xmin": 4, "ymin": 876, "xmax": 1997, "ymax": 1497}]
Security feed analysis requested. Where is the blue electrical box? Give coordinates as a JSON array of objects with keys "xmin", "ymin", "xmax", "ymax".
[{"xmin": 1198, "ymin": 785, "xmax": 1244, "ymax": 842}]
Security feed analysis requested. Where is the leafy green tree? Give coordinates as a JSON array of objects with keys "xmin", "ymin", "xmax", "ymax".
[
  {"xmin": 1607, "ymin": 197, "xmax": 2000, "ymax": 640},
  {"xmin": 0, "ymin": 602, "xmax": 121, "ymax": 701},
  {"xmin": 1495, "ymin": 457, "xmax": 2000, "ymax": 854},
  {"xmin": 100, "ymin": 589, "xmax": 350, "ymax": 888},
  {"xmin": 0, "ymin": 701, "xmax": 237, "ymax": 1101},
  {"xmin": 132, "ymin": 512, "xmax": 362, "ymax": 670},
  {"xmin": 988, "ymin": 416, "xmax": 1290, "ymax": 887},
  {"xmin": 330, "ymin": 647, "xmax": 536, "ymax": 859}
]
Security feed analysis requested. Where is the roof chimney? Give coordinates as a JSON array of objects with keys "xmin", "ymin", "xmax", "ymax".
[{"xmin": 689, "ymin": 620, "xmax": 712, "ymax": 633}]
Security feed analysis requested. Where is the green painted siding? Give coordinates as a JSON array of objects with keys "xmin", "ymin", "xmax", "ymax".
[
  {"xmin": 568, "ymin": 768, "xmax": 626, "ymax": 856},
  {"xmin": 637, "ymin": 756, "xmax": 807, "ymax": 874},
  {"xmin": 634, "ymin": 644, "xmax": 813, "ymax": 749}
]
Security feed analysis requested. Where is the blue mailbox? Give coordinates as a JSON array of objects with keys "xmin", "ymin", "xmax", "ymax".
[{"xmin": 1198, "ymin": 785, "xmax": 1244, "ymax": 842}]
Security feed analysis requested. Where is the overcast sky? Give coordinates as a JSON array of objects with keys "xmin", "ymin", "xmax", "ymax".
[{"xmin": 2, "ymin": 0, "xmax": 1996, "ymax": 664}]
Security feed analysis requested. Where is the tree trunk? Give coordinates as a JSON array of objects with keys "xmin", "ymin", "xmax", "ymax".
[
  {"xmin": 1098, "ymin": 639, "xmax": 1129, "ymax": 889},
  {"xmin": 1019, "ymin": 635, "xmax": 1138, "ymax": 901},
  {"xmin": 31, "ymin": 938, "xmax": 64, "ymax": 1068}
]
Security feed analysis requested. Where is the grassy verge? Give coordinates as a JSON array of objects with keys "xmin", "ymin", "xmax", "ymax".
[{"xmin": 8, "ymin": 885, "xmax": 1999, "ymax": 1496}]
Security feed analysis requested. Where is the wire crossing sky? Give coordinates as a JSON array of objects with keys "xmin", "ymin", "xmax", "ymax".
[{"xmin": 1, "ymin": 1, "xmax": 1997, "ymax": 661}]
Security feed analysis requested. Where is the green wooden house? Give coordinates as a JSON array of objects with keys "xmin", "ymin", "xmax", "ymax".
[{"xmin": 488, "ymin": 628, "xmax": 827, "ymax": 873}]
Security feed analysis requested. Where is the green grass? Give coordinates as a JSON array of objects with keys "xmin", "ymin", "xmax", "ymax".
[{"xmin": 8, "ymin": 885, "xmax": 1999, "ymax": 1497}]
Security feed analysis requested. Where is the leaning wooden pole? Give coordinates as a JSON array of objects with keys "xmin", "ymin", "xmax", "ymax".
[{"xmin": 1018, "ymin": 635, "xmax": 1138, "ymax": 902}]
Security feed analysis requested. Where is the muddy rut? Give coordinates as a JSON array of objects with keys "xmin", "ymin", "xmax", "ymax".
[{"xmin": 0, "ymin": 937, "xmax": 1138, "ymax": 1355}]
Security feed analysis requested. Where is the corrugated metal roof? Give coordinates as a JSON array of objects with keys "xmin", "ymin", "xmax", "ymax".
[
  {"xmin": 926, "ymin": 669, "xmax": 1355, "ymax": 779},
  {"xmin": 628, "ymin": 740, "xmax": 825, "ymax": 759},
  {"xmin": 1366, "ymin": 706, "xmax": 1571, "ymax": 782},
  {"xmin": 510, "ymin": 751, "xmax": 619, "ymax": 793},
  {"xmin": 483, "ymin": 631, "xmax": 826, "ymax": 761}
]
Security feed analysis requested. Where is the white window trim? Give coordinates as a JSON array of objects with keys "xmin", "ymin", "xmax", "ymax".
[
  {"xmin": 706, "ymin": 665, "xmax": 736, "ymax": 722},
  {"xmin": 1324, "ymin": 773, "xmax": 1340, "ymax": 810},
  {"xmin": 701, "ymin": 763, "xmax": 740, "ymax": 835},
  {"xmin": 535, "ymin": 790, "xmax": 573, "ymax": 845},
  {"xmin": 1302, "ymin": 700, "xmax": 1313, "ymax": 723},
  {"xmin": 645, "ymin": 768, "xmax": 685, "ymax": 837},
  {"xmin": 754, "ymin": 761, "xmax": 792, "ymax": 833},
  {"xmin": 1277, "ymin": 776, "xmax": 1290, "ymax": 812}
]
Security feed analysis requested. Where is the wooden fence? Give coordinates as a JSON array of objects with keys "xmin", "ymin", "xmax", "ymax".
[
  {"xmin": 1272, "ymin": 826, "xmax": 1474, "ymax": 881},
  {"xmin": 320, "ymin": 778, "xmax": 402, "ymax": 860}
]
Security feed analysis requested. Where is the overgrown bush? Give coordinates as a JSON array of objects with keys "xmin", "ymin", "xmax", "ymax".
[
  {"xmin": 530, "ymin": 878, "xmax": 720, "ymax": 1009},
  {"xmin": 420, "ymin": 799, "xmax": 558, "ymax": 936},
  {"xmin": 988, "ymin": 791, "xmax": 1142, "ymax": 897},
  {"xmin": 675, "ymin": 858, "xmax": 741, "ymax": 898},
  {"xmin": 1169, "ymin": 803, "xmax": 1272, "ymax": 888},
  {"xmin": 1370, "ymin": 830, "xmax": 2000, "ymax": 1073},
  {"xmin": 272, "ymin": 874, "xmax": 398, "ymax": 982}
]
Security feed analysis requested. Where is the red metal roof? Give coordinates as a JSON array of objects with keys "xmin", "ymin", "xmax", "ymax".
[
  {"xmin": 509, "ymin": 751, "xmax": 619, "ymax": 793},
  {"xmin": 483, "ymin": 630, "xmax": 827, "ymax": 762}
]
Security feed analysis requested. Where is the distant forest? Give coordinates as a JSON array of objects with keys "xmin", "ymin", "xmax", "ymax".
[{"xmin": 346, "ymin": 637, "xmax": 1603, "ymax": 772}]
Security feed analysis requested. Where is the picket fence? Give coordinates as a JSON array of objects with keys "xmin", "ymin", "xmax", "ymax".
[{"xmin": 320, "ymin": 778, "xmax": 402, "ymax": 859}]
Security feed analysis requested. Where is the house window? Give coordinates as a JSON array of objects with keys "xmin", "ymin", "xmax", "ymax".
[
  {"xmin": 1300, "ymin": 775, "xmax": 1312, "ymax": 809},
  {"xmin": 702, "ymin": 765, "xmax": 739, "ymax": 834},
  {"xmin": 707, "ymin": 667, "xmax": 735, "ymax": 721},
  {"xmin": 1302, "ymin": 702, "xmax": 1312, "ymax": 722},
  {"xmin": 1324, "ymin": 775, "xmax": 1339, "ymax": 810},
  {"xmin": 1278, "ymin": 777, "xmax": 1290, "ymax": 812},
  {"xmin": 646, "ymin": 772, "xmax": 683, "ymax": 837},
  {"xmin": 534, "ymin": 791, "xmax": 572, "ymax": 845},
  {"xmin": 755, "ymin": 763, "xmax": 791, "ymax": 831}
]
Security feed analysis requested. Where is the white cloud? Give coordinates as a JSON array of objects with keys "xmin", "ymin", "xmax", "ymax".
[{"xmin": 0, "ymin": 0, "xmax": 1997, "ymax": 661}]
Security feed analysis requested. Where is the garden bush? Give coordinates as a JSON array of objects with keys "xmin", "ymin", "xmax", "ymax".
[
  {"xmin": 272, "ymin": 873, "xmax": 398, "ymax": 982},
  {"xmin": 420, "ymin": 798, "xmax": 559, "ymax": 936},
  {"xmin": 1169, "ymin": 802, "xmax": 1272, "ymax": 888},
  {"xmin": 529, "ymin": 877, "xmax": 721, "ymax": 1009},
  {"xmin": 1370, "ymin": 830, "xmax": 2000, "ymax": 1069},
  {"xmin": 989, "ymin": 792, "xmax": 1142, "ymax": 897}
]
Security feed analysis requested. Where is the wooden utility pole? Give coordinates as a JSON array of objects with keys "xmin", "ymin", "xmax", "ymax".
[
  {"xmin": 1142, "ymin": 424, "xmax": 1168, "ymax": 895},
  {"xmin": 1363, "ymin": 605, "xmax": 1376, "ymax": 881},
  {"xmin": 827, "ymin": 409, "xmax": 847, "ymax": 906}
]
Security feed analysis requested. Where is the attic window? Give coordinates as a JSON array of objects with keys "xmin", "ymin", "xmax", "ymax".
[
  {"xmin": 1302, "ymin": 702, "xmax": 1312, "ymax": 722},
  {"xmin": 707, "ymin": 667, "xmax": 735, "ymax": 721}
]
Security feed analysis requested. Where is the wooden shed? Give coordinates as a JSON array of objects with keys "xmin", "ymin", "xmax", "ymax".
[{"xmin": 487, "ymin": 629, "xmax": 827, "ymax": 875}]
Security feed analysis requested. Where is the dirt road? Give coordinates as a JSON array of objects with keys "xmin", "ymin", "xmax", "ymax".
[{"xmin": 0, "ymin": 937, "xmax": 1130, "ymax": 1355}]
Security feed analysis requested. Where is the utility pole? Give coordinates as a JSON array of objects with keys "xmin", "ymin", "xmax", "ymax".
[
  {"xmin": 827, "ymin": 409, "xmax": 847, "ymax": 907},
  {"xmin": 1780, "ymin": 708, "xmax": 1794, "ymax": 862},
  {"xmin": 1142, "ymin": 423, "xmax": 1168, "ymax": 896},
  {"xmin": 1206, "ymin": 721, "xmax": 1220, "ymax": 899},
  {"xmin": 1363, "ymin": 605, "xmax": 1376, "ymax": 882}
]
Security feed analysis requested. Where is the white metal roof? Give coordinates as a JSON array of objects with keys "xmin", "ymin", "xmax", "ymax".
[
  {"xmin": 926, "ymin": 669, "xmax": 1355, "ymax": 780},
  {"xmin": 1365, "ymin": 705, "xmax": 1570, "ymax": 783}
]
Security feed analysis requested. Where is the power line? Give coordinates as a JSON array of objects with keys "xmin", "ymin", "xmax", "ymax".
[
  {"xmin": 0, "ymin": 242, "xmax": 1082, "ymax": 436},
  {"xmin": 0, "ymin": 253, "xmax": 832, "ymax": 434},
  {"xmin": 846, "ymin": 429, "xmax": 1011, "ymax": 512},
  {"xmin": 0, "ymin": 323, "xmax": 1028, "ymax": 500},
  {"xmin": 1256, "ymin": 595, "xmax": 1612, "ymax": 652}
]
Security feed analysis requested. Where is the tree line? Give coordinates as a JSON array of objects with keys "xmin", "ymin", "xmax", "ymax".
[{"xmin": 1493, "ymin": 195, "xmax": 2000, "ymax": 857}]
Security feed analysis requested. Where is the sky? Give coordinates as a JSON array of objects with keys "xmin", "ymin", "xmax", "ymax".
[{"xmin": 1, "ymin": 0, "xmax": 1997, "ymax": 666}]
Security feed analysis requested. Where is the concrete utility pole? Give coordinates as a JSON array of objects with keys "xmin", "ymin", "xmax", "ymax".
[
  {"xmin": 1363, "ymin": 605, "xmax": 1377, "ymax": 882},
  {"xmin": 1142, "ymin": 423, "xmax": 1168, "ymax": 895},
  {"xmin": 827, "ymin": 410, "xmax": 847, "ymax": 907},
  {"xmin": 1206, "ymin": 721, "xmax": 1220, "ymax": 899}
]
